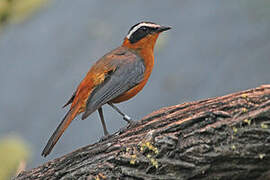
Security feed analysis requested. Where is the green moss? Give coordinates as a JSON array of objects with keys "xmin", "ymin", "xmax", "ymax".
[
  {"xmin": 127, "ymin": 141, "xmax": 160, "ymax": 168},
  {"xmin": 242, "ymin": 108, "xmax": 248, "ymax": 113},
  {"xmin": 129, "ymin": 154, "xmax": 137, "ymax": 165},
  {"xmin": 261, "ymin": 122, "xmax": 268, "ymax": 129},
  {"xmin": 139, "ymin": 141, "xmax": 159, "ymax": 169},
  {"xmin": 232, "ymin": 127, "xmax": 238, "ymax": 134},
  {"xmin": 149, "ymin": 156, "xmax": 158, "ymax": 169},
  {"xmin": 259, "ymin": 153, "xmax": 265, "ymax": 159},
  {"xmin": 231, "ymin": 144, "xmax": 236, "ymax": 151},
  {"xmin": 243, "ymin": 119, "xmax": 251, "ymax": 126},
  {"xmin": 140, "ymin": 141, "xmax": 159, "ymax": 154}
]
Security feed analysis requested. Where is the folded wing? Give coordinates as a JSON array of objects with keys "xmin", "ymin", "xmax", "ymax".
[{"xmin": 81, "ymin": 56, "xmax": 145, "ymax": 120}]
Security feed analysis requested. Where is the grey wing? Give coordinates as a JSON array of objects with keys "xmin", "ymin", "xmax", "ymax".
[{"xmin": 81, "ymin": 59, "xmax": 145, "ymax": 120}]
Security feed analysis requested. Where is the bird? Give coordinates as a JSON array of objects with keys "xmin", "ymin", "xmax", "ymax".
[{"xmin": 41, "ymin": 21, "xmax": 171, "ymax": 157}]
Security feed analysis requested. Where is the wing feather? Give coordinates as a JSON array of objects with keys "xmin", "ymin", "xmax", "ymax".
[{"xmin": 81, "ymin": 58, "xmax": 145, "ymax": 120}]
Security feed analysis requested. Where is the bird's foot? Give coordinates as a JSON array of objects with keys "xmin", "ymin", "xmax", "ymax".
[
  {"xmin": 127, "ymin": 119, "xmax": 138, "ymax": 128},
  {"xmin": 119, "ymin": 119, "xmax": 138, "ymax": 134}
]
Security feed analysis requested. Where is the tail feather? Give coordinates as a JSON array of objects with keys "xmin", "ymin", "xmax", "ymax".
[{"xmin": 42, "ymin": 106, "xmax": 79, "ymax": 157}]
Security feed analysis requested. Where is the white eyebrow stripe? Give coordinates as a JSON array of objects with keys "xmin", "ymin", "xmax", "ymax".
[{"xmin": 126, "ymin": 23, "xmax": 161, "ymax": 39}]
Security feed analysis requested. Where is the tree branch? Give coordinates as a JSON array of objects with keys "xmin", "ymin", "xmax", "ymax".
[{"xmin": 16, "ymin": 85, "xmax": 270, "ymax": 180}]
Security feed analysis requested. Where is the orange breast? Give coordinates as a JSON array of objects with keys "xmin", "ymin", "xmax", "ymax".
[
  {"xmin": 111, "ymin": 35, "xmax": 158, "ymax": 103},
  {"xmin": 110, "ymin": 77, "xmax": 148, "ymax": 103}
]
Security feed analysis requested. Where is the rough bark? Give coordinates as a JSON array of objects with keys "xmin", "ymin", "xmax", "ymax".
[{"xmin": 16, "ymin": 85, "xmax": 270, "ymax": 180}]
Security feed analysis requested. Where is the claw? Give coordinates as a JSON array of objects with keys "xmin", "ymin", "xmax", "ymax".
[{"xmin": 118, "ymin": 120, "xmax": 138, "ymax": 134}]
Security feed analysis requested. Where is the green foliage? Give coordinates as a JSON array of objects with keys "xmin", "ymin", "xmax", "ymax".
[
  {"xmin": 0, "ymin": 0, "xmax": 49, "ymax": 30},
  {"xmin": 0, "ymin": 135, "xmax": 31, "ymax": 180}
]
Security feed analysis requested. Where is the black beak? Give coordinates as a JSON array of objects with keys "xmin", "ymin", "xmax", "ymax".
[{"xmin": 157, "ymin": 26, "xmax": 171, "ymax": 33}]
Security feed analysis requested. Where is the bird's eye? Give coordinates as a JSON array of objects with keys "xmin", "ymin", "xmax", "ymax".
[{"xmin": 141, "ymin": 27, "xmax": 148, "ymax": 31}]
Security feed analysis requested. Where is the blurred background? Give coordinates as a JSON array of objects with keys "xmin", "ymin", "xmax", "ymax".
[{"xmin": 0, "ymin": 0, "xmax": 269, "ymax": 176}]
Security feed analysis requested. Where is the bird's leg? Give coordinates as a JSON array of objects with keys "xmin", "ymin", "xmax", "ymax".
[
  {"xmin": 108, "ymin": 102, "xmax": 132, "ymax": 123},
  {"xmin": 98, "ymin": 107, "xmax": 109, "ymax": 136},
  {"xmin": 107, "ymin": 102, "xmax": 138, "ymax": 134}
]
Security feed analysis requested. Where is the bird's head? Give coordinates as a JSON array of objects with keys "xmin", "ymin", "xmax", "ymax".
[{"xmin": 122, "ymin": 22, "xmax": 171, "ymax": 51}]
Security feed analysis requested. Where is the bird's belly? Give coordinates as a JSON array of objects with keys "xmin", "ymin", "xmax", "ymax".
[{"xmin": 110, "ymin": 79, "xmax": 147, "ymax": 103}]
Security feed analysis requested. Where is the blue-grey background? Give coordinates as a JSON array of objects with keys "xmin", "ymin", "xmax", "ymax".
[{"xmin": 0, "ymin": 0, "xmax": 269, "ymax": 169}]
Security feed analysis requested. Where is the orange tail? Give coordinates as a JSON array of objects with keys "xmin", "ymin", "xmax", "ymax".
[{"xmin": 42, "ymin": 105, "xmax": 80, "ymax": 157}]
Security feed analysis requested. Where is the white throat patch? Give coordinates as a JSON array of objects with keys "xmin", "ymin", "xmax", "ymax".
[{"xmin": 126, "ymin": 23, "xmax": 161, "ymax": 39}]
